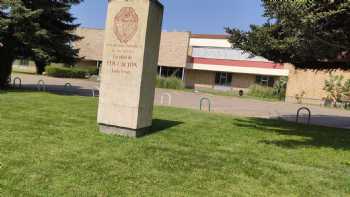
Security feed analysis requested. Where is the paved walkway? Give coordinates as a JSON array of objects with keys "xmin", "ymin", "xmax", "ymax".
[{"xmin": 10, "ymin": 74, "xmax": 350, "ymax": 129}]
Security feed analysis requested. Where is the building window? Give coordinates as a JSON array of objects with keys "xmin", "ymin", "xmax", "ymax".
[
  {"xmin": 215, "ymin": 72, "xmax": 232, "ymax": 86},
  {"xmin": 256, "ymin": 75, "xmax": 275, "ymax": 87},
  {"xmin": 158, "ymin": 66, "xmax": 183, "ymax": 79},
  {"xmin": 19, "ymin": 59, "xmax": 29, "ymax": 66}
]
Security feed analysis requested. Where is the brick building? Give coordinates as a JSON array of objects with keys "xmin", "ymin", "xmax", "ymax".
[
  {"xmin": 16, "ymin": 27, "xmax": 349, "ymax": 105},
  {"xmin": 74, "ymin": 27, "xmax": 289, "ymax": 91}
]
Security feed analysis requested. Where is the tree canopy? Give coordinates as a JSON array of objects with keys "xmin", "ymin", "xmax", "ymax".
[
  {"xmin": 226, "ymin": 0, "xmax": 350, "ymax": 70},
  {"xmin": 0, "ymin": 0, "xmax": 82, "ymax": 88}
]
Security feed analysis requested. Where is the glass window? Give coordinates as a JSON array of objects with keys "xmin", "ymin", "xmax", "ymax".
[
  {"xmin": 158, "ymin": 66, "xmax": 183, "ymax": 79},
  {"xmin": 256, "ymin": 75, "xmax": 275, "ymax": 87},
  {"xmin": 215, "ymin": 72, "xmax": 232, "ymax": 86},
  {"xmin": 19, "ymin": 59, "xmax": 29, "ymax": 66}
]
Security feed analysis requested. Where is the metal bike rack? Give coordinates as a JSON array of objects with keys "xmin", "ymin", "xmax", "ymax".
[
  {"xmin": 296, "ymin": 107, "xmax": 311, "ymax": 125},
  {"xmin": 200, "ymin": 97, "xmax": 211, "ymax": 112},
  {"xmin": 37, "ymin": 80, "xmax": 46, "ymax": 91},
  {"xmin": 91, "ymin": 87, "xmax": 99, "ymax": 97},
  {"xmin": 63, "ymin": 83, "xmax": 73, "ymax": 95},
  {"xmin": 7, "ymin": 76, "xmax": 11, "ymax": 84},
  {"xmin": 160, "ymin": 93, "xmax": 172, "ymax": 105},
  {"xmin": 12, "ymin": 77, "xmax": 22, "ymax": 89}
]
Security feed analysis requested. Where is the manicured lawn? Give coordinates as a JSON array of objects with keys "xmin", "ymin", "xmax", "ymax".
[{"xmin": 0, "ymin": 91, "xmax": 349, "ymax": 196}]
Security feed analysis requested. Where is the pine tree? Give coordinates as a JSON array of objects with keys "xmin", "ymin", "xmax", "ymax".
[
  {"xmin": 226, "ymin": 0, "xmax": 350, "ymax": 70},
  {"xmin": 0, "ymin": 0, "xmax": 83, "ymax": 88}
]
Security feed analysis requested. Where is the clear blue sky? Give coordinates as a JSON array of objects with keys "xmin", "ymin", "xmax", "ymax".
[{"xmin": 71, "ymin": 0, "xmax": 266, "ymax": 34}]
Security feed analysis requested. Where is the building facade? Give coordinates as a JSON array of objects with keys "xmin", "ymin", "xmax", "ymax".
[
  {"xmin": 12, "ymin": 27, "xmax": 350, "ymax": 105},
  {"xmin": 185, "ymin": 34, "xmax": 288, "ymax": 91},
  {"xmin": 285, "ymin": 64, "xmax": 350, "ymax": 105},
  {"xmin": 74, "ymin": 28, "xmax": 290, "ymax": 92}
]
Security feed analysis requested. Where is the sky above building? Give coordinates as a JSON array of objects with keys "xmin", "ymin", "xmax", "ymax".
[{"xmin": 71, "ymin": 0, "xmax": 267, "ymax": 34}]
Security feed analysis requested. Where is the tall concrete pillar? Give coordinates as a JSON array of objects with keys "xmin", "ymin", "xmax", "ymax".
[{"xmin": 98, "ymin": 0, "xmax": 164, "ymax": 137}]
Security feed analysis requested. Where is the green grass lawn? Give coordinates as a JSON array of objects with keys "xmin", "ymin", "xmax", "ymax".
[{"xmin": 0, "ymin": 91, "xmax": 350, "ymax": 196}]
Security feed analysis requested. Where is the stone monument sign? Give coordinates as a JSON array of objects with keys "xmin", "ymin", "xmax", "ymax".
[{"xmin": 98, "ymin": 0, "xmax": 164, "ymax": 137}]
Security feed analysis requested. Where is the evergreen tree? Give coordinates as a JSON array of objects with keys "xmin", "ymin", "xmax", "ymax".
[
  {"xmin": 226, "ymin": 0, "xmax": 350, "ymax": 69},
  {"xmin": 0, "ymin": 0, "xmax": 82, "ymax": 88}
]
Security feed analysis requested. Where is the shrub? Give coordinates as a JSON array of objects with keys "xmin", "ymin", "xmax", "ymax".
[
  {"xmin": 343, "ymin": 79, "xmax": 350, "ymax": 100},
  {"xmin": 273, "ymin": 77, "xmax": 288, "ymax": 99},
  {"xmin": 248, "ymin": 84, "xmax": 277, "ymax": 99},
  {"xmin": 323, "ymin": 75, "xmax": 350, "ymax": 107},
  {"xmin": 323, "ymin": 75, "xmax": 344, "ymax": 105},
  {"xmin": 156, "ymin": 77, "xmax": 184, "ymax": 90},
  {"xmin": 45, "ymin": 66, "xmax": 87, "ymax": 78},
  {"xmin": 82, "ymin": 67, "xmax": 99, "ymax": 75}
]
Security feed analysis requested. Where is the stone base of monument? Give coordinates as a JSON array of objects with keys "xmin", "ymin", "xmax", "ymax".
[{"xmin": 99, "ymin": 124, "xmax": 150, "ymax": 138}]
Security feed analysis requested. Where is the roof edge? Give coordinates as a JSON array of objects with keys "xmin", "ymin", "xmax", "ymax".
[{"xmin": 191, "ymin": 34, "xmax": 229, "ymax": 39}]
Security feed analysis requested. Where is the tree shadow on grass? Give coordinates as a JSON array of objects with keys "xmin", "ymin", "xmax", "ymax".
[
  {"xmin": 2, "ymin": 84, "xmax": 97, "ymax": 97},
  {"xmin": 280, "ymin": 114, "xmax": 350, "ymax": 130},
  {"xmin": 232, "ymin": 118, "xmax": 350, "ymax": 150}
]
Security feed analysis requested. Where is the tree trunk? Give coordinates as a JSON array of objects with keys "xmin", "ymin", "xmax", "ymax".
[
  {"xmin": 0, "ymin": 48, "xmax": 15, "ymax": 89},
  {"xmin": 35, "ymin": 59, "xmax": 47, "ymax": 75}
]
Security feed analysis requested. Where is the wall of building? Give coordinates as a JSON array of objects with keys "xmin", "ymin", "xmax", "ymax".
[
  {"xmin": 285, "ymin": 64, "xmax": 350, "ymax": 104},
  {"xmin": 75, "ymin": 60, "xmax": 99, "ymax": 69},
  {"xmin": 185, "ymin": 69, "xmax": 275, "ymax": 91},
  {"xmin": 13, "ymin": 60, "xmax": 36, "ymax": 67},
  {"xmin": 185, "ymin": 69, "xmax": 215, "ymax": 89},
  {"xmin": 232, "ymin": 74, "xmax": 256, "ymax": 90},
  {"xmin": 158, "ymin": 32, "xmax": 190, "ymax": 68},
  {"xmin": 12, "ymin": 60, "xmax": 37, "ymax": 73},
  {"xmin": 189, "ymin": 38, "xmax": 231, "ymax": 48}
]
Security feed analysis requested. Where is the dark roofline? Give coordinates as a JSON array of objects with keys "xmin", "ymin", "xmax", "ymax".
[
  {"xmin": 78, "ymin": 27, "xmax": 105, "ymax": 31},
  {"xmin": 191, "ymin": 34, "xmax": 229, "ymax": 39}
]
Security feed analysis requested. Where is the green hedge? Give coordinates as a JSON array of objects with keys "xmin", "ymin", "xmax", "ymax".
[
  {"xmin": 248, "ymin": 84, "xmax": 277, "ymax": 99},
  {"xmin": 80, "ymin": 67, "xmax": 99, "ymax": 75},
  {"xmin": 156, "ymin": 77, "xmax": 184, "ymax": 90},
  {"xmin": 45, "ymin": 66, "xmax": 92, "ymax": 78}
]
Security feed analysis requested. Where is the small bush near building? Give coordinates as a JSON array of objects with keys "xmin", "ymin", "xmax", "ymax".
[
  {"xmin": 79, "ymin": 66, "xmax": 99, "ymax": 75},
  {"xmin": 45, "ymin": 66, "xmax": 91, "ymax": 78},
  {"xmin": 248, "ymin": 84, "xmax": 277, "ymax": 99},
  {"xmin": 156, "ymin": 77, "xmax": 184, "ymax": 90},
  {"xmin": 273, "ymin": 77, "xmax": 288, "ymax": 100},
  {"xmin": 323, "ymin": 74, "xmax": 350, "ymax": 108}
]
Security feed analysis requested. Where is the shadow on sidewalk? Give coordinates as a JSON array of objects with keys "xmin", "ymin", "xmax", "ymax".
[{"xmin": 280, "ymin": 114, "xmax": 350, "ymax": 129}]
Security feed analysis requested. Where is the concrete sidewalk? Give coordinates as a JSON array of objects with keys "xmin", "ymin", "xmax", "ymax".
[{"xmin": 10, "ymin": 73, "xmax": 350, "ymax": 129}]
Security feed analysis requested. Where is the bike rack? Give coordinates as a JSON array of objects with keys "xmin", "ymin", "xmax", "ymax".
[
  {"xmin": 91, "ymin": 87, "xmax": 99, "ymax": 97},
  {"xmin": 63, "ymin": 83, "xmax": 73, "ymax": 95},
  {"xmin": 200, "ymin": 97, "xmax": 211, "ymax": 112},
  {"xmin": 37, "ymin": 80, "xmax": 46, "ymax": 91},
  {"xmin": 7, "ymin": 76, "xmax": 11, "ymax": 84},
  {"xmin": 296, "ymin": 107, "xmax": 311, "ymax": 125},
  {"xmin": 12, "ymin": 77, "xmax": 22, "ymax": 89},
  {"xmin": 160, "ymin": 93, "xmax": 172, "ymax": 105}
]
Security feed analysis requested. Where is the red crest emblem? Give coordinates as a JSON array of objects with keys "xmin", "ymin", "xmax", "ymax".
[{"xmin": 113, "ymin": 7, "xmax": 139, "ymax": 44}]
